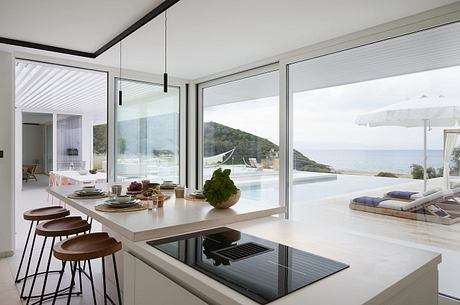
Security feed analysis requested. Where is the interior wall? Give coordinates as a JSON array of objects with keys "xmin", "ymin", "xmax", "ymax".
[
  {"xmin": 22, "ymin": 125, "xmax": 44, "ymax": 172},
  {"xmin": 0, "ymin": 50, "xmax": 14, "ymax": 256}
]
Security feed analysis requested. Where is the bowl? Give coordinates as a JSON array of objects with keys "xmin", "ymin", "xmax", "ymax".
[
  {"xmin": 163, "ymin": 180, "xmax": 174, "ymax": 186},
  {"xmin": 79, "ymin": 169, "xmax": 88, "ymax": 175},
  {"xmin": 82, "ymin": 185, "xmax": 96, "ymax": 192},
  {"xmin": 116, "ymin": 195, "xmax": 132, "ymax": 203}
]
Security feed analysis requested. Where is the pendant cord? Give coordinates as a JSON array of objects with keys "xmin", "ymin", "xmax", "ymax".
[
  {"xmin": 164, "ymin": 11, "xmax": 167, "ymax": 73},
  {"xmin": 119, "ymin": 40, "xmax": 122, "ymax": 90}
]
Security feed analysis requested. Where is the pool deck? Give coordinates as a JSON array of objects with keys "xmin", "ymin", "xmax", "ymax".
[{"xmin": 291, "ymin": 177, "xmax": 460, "ymax": 297}]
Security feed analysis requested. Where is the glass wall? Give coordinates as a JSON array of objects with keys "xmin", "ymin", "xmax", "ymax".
[
  {"xmin": 202, "ymin": 70, "xmax": 279, "ymax": 204},
  {"xmin": 288, "ymin": 22, "xmax": 460, "ymax": 298},
  {"xmin": 115, "ymin": 78, "xmax": 180, "ymax": 183}
]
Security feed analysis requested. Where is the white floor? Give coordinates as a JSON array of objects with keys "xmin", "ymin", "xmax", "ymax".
[
  {"xmin": 1, "ymin": 174, "xmax": 120, "ymax": 305},
  {"xmin": 1, "ymin": 174, "xmax": 459, "ymax": 304}
]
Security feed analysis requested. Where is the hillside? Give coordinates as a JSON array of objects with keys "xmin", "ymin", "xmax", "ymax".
[{"xmin": 204, "ymin": 121, "xmax": 332, "ymax": 173}]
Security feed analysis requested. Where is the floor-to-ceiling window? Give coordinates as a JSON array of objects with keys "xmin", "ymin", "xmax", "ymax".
[
  {"xmin": 200, "ymin": 68, "xmax": 279, "ymax": 204},
  {"xmin": 115, "ymin": 78, "xmax": 180, "ymax": 183},
  {"xmin": 288, "ymin": 22, "xmax": 460, "ymax": 299}
]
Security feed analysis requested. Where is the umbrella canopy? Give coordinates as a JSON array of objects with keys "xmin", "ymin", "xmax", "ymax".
[
  {"xmin": 355, "ymin": 95, "xmax": 460, "ymax": 191},
  {"xmin": 356, "ymin": 95, "xmax": 460, "ymax": 127}
]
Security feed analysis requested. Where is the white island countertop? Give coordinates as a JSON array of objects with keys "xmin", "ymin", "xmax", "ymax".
[
  {"xmin": 127, "ymin": 217, "xmax": 441, "ymax": 305},
  {"xmin": 48, "ymin": 184, "xmax": 285, "ymax": 242}
]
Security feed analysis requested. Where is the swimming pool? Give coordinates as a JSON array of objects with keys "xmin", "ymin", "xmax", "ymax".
[{"xmin": 237, "ymin": 174, "xmax": 413, "ymax": 204}]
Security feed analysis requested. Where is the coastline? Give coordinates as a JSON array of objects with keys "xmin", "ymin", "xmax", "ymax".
[{"xmin": 335, "ymin": 169, "xmax": 412, "ymax": 179}]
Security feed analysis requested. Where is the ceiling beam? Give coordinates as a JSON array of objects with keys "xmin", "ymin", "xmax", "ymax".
[{"xmin": 0, "ymin": 0, "xmax": 181, "ymax": 58}]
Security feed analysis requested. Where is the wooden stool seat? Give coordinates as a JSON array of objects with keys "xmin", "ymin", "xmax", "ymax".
[
  {"xmin": 53, "ymin": 232, "xmax": 121, "ymax": 262},
  {"xmin": 23, "ymin": 206, "xmax": 69, "ymax": 221},
  {"xmin": 35, "ymin": 216, "xmax": 91, "ymax": 237}
]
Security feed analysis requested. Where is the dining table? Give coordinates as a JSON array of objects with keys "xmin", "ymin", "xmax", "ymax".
[{"xmin": 52, "ymin": 170, "xmax": 107, "ymax": 184}]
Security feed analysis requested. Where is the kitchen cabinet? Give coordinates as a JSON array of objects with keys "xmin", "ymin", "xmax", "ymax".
[{"xmin": 124, "ymin": 251, "xmax": 209, "ymax": 305}]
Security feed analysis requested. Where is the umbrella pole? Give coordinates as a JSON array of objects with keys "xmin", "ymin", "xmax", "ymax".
[{"xmin": 423, "ymin": 119, "xmax": 428, "ymax": 192}]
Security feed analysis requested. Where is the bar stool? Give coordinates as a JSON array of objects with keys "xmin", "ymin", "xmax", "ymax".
[
  {"xmin": 52, "ymin": 232, "xmax": 123, "ymax": 305},
  {"xmin": 16, "ymin": 206, "xmax": 70, "ymax": 297},
  {"xmin": 25, "ymin": 216, "xmax": 92, "ymax": 305}
]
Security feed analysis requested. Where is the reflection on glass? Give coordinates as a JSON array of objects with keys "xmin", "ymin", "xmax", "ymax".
[
  {"xmin": 115, "ymin": 78, "xmax": 180, "ymax": 183},
  {"xmin": 202, "ymin": 71, "xmax": 279, "ymax": 203},
  {"xmin": 56, "ymin": 114, "xmax": 83, "ymax": 170}
]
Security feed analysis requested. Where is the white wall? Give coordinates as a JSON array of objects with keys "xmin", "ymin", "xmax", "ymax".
[
  {"xmin": 22, "ymin": 125, "xmax": 44, "ymax": 172},
  {"xmin": 0, "ymin": 51, "xmax": 14, "ymax": 256}
]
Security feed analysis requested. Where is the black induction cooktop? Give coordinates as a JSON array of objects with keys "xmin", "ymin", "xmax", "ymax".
[{"xmin": 147, "ymin": 227, "xmax": 349, "ymax": 304}]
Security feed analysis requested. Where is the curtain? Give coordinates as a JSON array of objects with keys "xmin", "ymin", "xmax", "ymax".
[{"xmin": 443, "ymin": 133, "xmax": 458, "ymax": 188}]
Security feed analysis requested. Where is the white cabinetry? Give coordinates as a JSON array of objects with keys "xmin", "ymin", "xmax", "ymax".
[{"xmin": 124, "ymin": 251, "xmax": 209, "ymax": 305}]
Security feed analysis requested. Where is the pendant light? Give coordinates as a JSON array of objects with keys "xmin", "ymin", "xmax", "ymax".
[
  {"xmin": 118, "ymin": 40, "xmax": 123, "ymax": 106},
  {"xmin": 163, "ymin": 10, "xmax": 168, "ymax": 93}
]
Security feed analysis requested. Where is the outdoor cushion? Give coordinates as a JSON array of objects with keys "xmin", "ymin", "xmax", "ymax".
[
  {"xmin": 385, "ymin": 191, "xmax": 418, "ymax": 200},
  {"xmin": 352, "ymin": 196, "xmax": 387, "ymax": 207},
  {"xmin": 400, "ymin": 190, "xmax": 444, "ymax": 211},
  {"xmin": 377, "ymin": 200, "xmax": 408, "ymax": 210}
]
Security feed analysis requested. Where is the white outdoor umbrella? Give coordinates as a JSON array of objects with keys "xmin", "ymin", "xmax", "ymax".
[{"xmin": 355, "ymin": 95, "xmax": 460, "ymax": 191}]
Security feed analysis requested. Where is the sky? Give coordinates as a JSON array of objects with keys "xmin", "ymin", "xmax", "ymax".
[{"xmin": 204, "ymin": 65, "xmax": 460, "ymax": 152}]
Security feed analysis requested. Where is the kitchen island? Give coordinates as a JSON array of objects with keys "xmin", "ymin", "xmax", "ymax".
[{"xmin": 48, "ymin": 185, "xmax": 441, "ymax": 305}]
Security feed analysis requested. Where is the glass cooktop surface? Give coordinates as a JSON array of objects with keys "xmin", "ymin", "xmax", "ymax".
[{"xmin": 147, "ymin": 227, "xmax": 349, "ymax": 304}]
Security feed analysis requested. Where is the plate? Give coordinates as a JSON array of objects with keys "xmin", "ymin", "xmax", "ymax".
[
  {"xmin": 74, "ymin": 189, "xmax": 104, "ymax": 196},
  {"xmin": 104, "ymin": 199, "xmax": 141, "ymax": 208}
]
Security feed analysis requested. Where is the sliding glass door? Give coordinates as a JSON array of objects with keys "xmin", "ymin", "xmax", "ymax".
[
  {"xmin": 115, "ymin": 78, "xmax": 180, "ymax": 183},
  {"xmin": 200, "ymin": 69, "xmax": 279, "ymax": 204}
]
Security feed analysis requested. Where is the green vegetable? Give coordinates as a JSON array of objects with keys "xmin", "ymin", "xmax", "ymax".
[{"xmin": 203, "ymin": 168, "xmax": 238, "ymax": 207}]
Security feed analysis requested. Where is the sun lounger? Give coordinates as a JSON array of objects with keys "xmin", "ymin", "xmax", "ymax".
[
  {"xmin": 350, "ymin": 190, "xmax": 460, "ymax": 225},
  {"xmin": 384, "ymin": 187, "xmax": 441, "ymax": 200}
]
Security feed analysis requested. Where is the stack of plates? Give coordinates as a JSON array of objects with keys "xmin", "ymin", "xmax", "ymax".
[
  {"xmin": 104, "ymin": 199, "xmax": 141, "ymax": 208},
  {"xmin": 160, "ymin": 183, "xmax": 178, "ymax": 190},
  {"xmin": 74, "ymin": 189, "xmax": 104, "ymax": 197}
]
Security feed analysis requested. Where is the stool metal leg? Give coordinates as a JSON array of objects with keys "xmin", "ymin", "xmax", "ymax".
[
  {"xmin": 20, "ymin": 225, "xmax": 39, "ymax": 299},
  {"xmin": 102, "ymin": 257, "xmax": 108, "ymax": 305},
  {"xmin": 77, "ymin": 261, "xmax": 83, "ymax": 294},
  {"xmin": 51, "ymin": 261, "xmax": 66, "ymax": 305},
  {"xmin": 26, "ymin": 237, "xmax": 47, "ymax": 304},
  {"xmin": 38, "ymin": 237, "xmax": 56, "ymax": 305},
  {"xmin": 66, "ymin": 261, "xmax": 78, "ymax": 305},
  {"xmin": 112, "ymin": 254, "xmax": 122, "ymax": 305},
  {"xmin": 87, "ymin": 260, "xmax": 97, "ymax": 305},
  {"xmin": 15, "ymin": 220, "xmax": 35, "ymax": 283}
]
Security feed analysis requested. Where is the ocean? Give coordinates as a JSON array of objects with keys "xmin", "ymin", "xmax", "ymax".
[{"xmin": 300, "ymin": 149, "xmax": 444, "ymax": 174}]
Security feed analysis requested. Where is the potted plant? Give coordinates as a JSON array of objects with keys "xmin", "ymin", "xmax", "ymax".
[{"xmin": 203, "ymin": 168, "xmax": 240, "ymax": 209}]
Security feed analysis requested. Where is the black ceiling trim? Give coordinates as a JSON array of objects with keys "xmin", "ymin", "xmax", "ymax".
[
  {"xmin": 0, "ymin": 0, "xmax": 181, "ymax": 58},
  {"xmin": 0, "ymin": 37, "xmax": 94, "ymax": 58}
]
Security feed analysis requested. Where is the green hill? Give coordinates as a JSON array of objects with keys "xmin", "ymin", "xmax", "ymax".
[{"xmin": 204, "ymin": 121, "xmax": 332, "ymax": 173}]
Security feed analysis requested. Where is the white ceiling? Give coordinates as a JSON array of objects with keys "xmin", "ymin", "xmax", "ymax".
[{"xmin": 0, "ymin": 0, "xmax": 459, "ymax": 80}]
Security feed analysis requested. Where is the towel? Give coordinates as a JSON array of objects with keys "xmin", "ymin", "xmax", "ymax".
[
  {"xmin": 352, "ymin": 196, "xmax": 387, "ymax": 207},
  {"xmin": 386, "ymin": 191, "xmax": 418, "ymax": 200}
]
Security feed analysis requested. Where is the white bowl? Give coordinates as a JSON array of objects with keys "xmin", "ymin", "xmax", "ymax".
[
  {"xmin": 82, "ymin": 185, "xmax": 96, "ymax": 191},
  {"xmin": 116, "ymin": 195, "xmax": 131, "ymax": 203},
  {"xmin": 79, "ymin": 170, "xmax": 88, "ymax": 175}
]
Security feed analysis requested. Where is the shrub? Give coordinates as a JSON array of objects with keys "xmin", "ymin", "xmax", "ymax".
[
  {"xmin": 410, "ymin": 164, "xmax": 443, "ymax": 179},
  {"xmin": 376, "ymin": 172, "xmax": 398, "ymax": 178}
]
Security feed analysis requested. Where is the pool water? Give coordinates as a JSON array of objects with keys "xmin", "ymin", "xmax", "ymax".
[{"xmin": 238, "ymin": 174, "xmax": 413, "ymax": 204}]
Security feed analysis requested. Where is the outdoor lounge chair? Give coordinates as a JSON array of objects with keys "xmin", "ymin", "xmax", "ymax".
[{"xmin": 349, "ymin": 190, "xmax": 460, "ymax": 225}]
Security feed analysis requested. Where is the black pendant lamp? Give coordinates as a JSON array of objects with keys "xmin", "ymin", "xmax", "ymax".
[
  {"xmin": 163, "ymin": 10, "xmax": 168, "ymax": 93},
  {"xmin": 118, "ymin": 40, "xmax": 123, "ymax": 106}
]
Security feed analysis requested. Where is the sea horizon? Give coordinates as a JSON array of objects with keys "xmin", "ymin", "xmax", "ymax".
[{"xmin": 299, "ymin": 148, "xmax": 444, "ymax": 174}]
